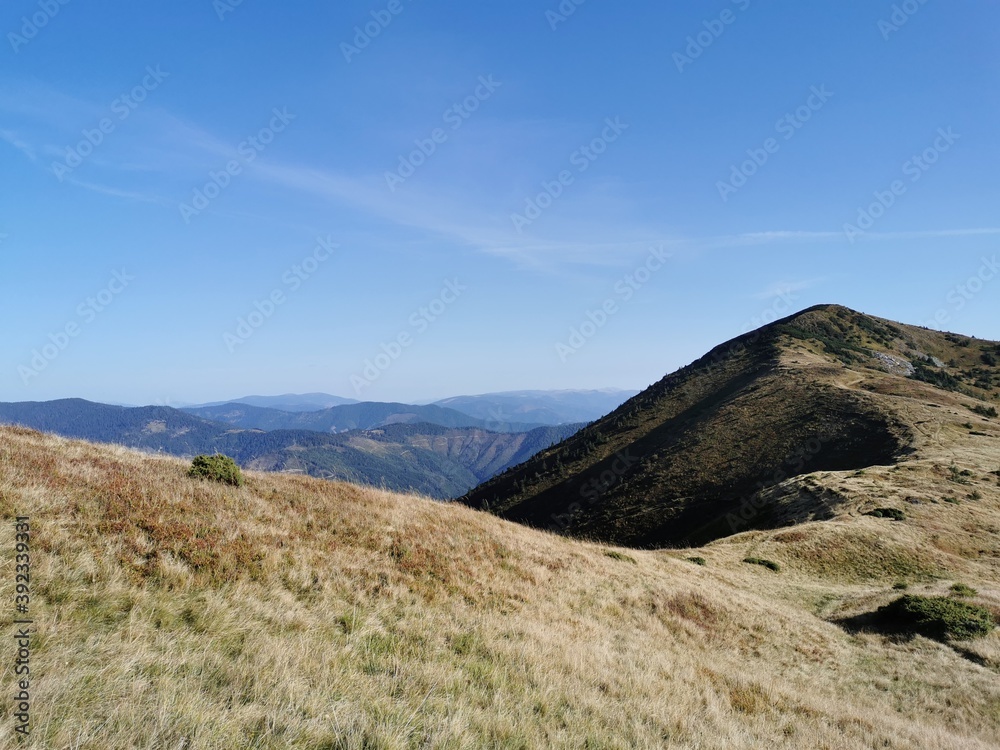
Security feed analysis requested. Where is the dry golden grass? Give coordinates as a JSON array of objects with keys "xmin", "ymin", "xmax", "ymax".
[{"xmin": 0, "ymin": 424, "xmax": 999, "ymax": 749}]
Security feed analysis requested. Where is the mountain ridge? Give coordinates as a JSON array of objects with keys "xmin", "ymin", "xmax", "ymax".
[{"xmin": 460, "ymin": 304, "xmax": 1000, "ymax": 547}]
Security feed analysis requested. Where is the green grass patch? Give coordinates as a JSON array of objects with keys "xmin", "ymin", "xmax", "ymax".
[
  {"xmin": 686, "ymin": 556, "xmax": 707, "ymax": 566},
  {"xmin": 876, "ymin": 595, "xmax": 995, "ymax": 641}
]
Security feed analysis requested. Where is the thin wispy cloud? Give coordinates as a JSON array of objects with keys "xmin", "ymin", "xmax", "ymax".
[
  {"xmin": 6, "ymin": 80, "xmax": 997, "ymax": 273},
  {"xmin": 0, "ymin": 129, "xmax": 36, "ymax": 161},
  {"xmin": 65, "ymin": 178, "xmax": 167, "ymax": 205},
  {"xmin": 752, "ymin": 279, "xmax": 824, "ymax": 300}
]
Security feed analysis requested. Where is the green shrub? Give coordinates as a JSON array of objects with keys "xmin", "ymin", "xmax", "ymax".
[
  {"xmin": 864, "ymin": 507, "xmax": 905, "ymax": 521},
  {"xmin": 877, "ymin": 595, "xmax": 995, "ymax": 641},
  {"xmin": 687, "ymin": 556, "xmax": 707, "ymax": 566},
  {"xmin": 950, "ymin": 583, "xmax": 978, "ymax": 598},
  {"xmin": 948, "ymin": 465, "xmax": 972, "ymax": 484},
  {"xmin": 189, "ymin": 454, "xmax": 244, "ymax": 486},
  {"xmin": 971, "ymin": 404, "xmax": 998, "ymax": 418},
  {"xmin": 892, "ymin": 582, "xmax": 909, "ymax": 590},
  {"xmin": 604, "ymin": 550, "xmax": 637, "ymax": 564},
  {"xmin": 743, "ymin": 557, "xmax": 780, "ymax": 572}
]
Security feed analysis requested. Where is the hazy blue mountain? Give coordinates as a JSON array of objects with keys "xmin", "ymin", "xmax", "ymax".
[
  {"xmin": 0, "ymin": 399, "xmax": 582, "ymax": 498},
  {"xmin": 182, "ymin": 401, "xmax": 547, "ymax": 433},
  {"xmin": 189, "ymin": 393, "xmax": 358, "ymax": 412},
  {"xmin": 432, "ymin": 389, "xmax": 639, "ymax": 426}
]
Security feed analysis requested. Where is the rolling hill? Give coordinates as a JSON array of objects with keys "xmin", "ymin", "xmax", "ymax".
[
  {"xmin": 0, "ymin": 418, "xmax": 997, "ymax": 747},
  {"xmin": 0, "ymin": 399, "xmax": 580, "ymax": 498},
  {"xmin": 461, "ymin": 305, "xmax": 1000, "ymax": 547}
]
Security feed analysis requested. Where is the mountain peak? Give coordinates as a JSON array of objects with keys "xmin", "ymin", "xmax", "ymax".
[{"xmin": 461, "ymin": 308, "xmax": 1000, "ymax": 547}]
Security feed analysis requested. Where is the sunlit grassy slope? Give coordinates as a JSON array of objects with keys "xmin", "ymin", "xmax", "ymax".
[{"xmin": 1, "ymin": 423, "xmax": 999, "ymax": 749}]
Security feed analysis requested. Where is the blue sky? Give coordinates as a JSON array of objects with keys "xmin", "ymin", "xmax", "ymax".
[{"xmin": 1, "ymin": 0, "xmax": 998, "ymax": 406}]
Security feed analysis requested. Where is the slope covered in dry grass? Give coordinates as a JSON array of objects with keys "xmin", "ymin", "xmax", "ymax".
[{"xmin": 1, "ymin": 424, "xmax": 999, "ymax": 749}]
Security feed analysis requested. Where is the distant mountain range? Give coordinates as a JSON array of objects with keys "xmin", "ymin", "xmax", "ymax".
[
  {"xmin": 180, "ymin": 401, "xmax": 549, "ymax": 434},
  {"xmin": 430, "ymin": 389, "xmax": 638, "ymax": 426},
  {"xmin": 190, "ymin": 393, "xmax": 359, "ymax": 412},
  {"xmin": 0, "ymin": 398, "xmax": 583, "ymax": 498},
  {"xmin": 183, "ymin": 389, "xmax": 637, "ymax": 427}
]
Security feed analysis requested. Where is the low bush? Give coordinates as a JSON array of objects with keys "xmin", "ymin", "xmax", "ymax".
[
  {"xmin": 877, "ymin": 595, "xmax": 995, "ymax": 641},
  {"xmin": 743, "ymin": 557, "xmax": 780, "ymax": 572},
  {"xmin": 604, "ymin": 550, "xmax": 637, "ymax": 564},
  {"xmin": 687, "ymin": 556, "xmax": 707, "ymax": 566},
  {"xmin": 864, "ymin": 508, "xmax": 905, "ymax": 521},
  {"xmin": 950, "ymin": 583, "xmax": 978, "ymax": 598},
  {"xmin": 189, "ymin": 454, "xmax": 244, "ymax": 487},
  {"xmin": 971, "ymin": 404, "xmax": 997, "ymax": 418},
  {"xmin": 948, "ymin": 465, "xmax": 972, "ymax": 485}
]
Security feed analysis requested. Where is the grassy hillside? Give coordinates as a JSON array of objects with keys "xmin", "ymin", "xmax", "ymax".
[
  {"xmin": 461, "ymin": 305, "xmax": 1000, "ymax": 546},
  {"xmin": 0, "ymin": 425, "xmax": 998, "ymax": 748}
]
